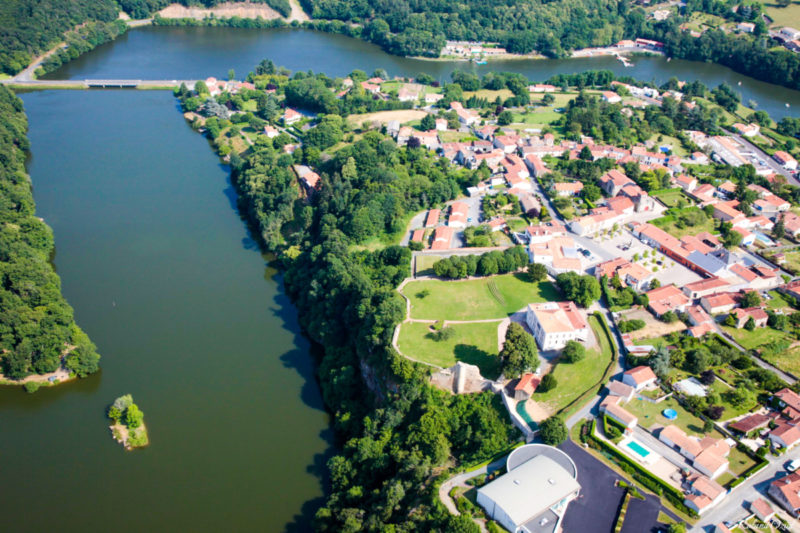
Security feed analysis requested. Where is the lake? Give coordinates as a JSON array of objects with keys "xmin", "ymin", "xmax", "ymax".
[
  {"xmin": 0, "ymin": 89, "xmax": 330, "ymax": 532},
  {"xmin": 44, "ymin": 25, "xmax": 800, "ymax": 120}
]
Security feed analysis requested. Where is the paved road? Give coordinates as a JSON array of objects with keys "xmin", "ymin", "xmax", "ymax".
[
  {"xmin": 726, "ymin": 130, "xmax": 798, "ymax": 186},
  {"xmin": 691, "ymin": 448, "xmax": 800, "ymax": 532}
]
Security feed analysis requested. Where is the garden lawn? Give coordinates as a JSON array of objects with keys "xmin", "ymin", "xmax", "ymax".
[
  {"xmin": 533, "ymin": 315, "xmax": 612, "ymax": 414},
  {"xmin": 651, "ymin": 189, "xmax": 692, "ymax": 208},
  {"xmin": 396, "ymin": 321, "xmax": 502, "ymax": 378},
  {"xmin": 625, "ymin": 396, "xmax": 707, "ymax": 436},
  {"xmin": 765, "ymin": 3, "xmax": 800, "ymax": 31},
  {"xmin": 708, "ymin": 379, "xmax": 757, "ymax": 421},
  {"xmin": 415, "ymin": 253, "xmax": 445, "ymax": 276},
  {"xmin": 766, "ymin": 290, "xmax": 792, "ymax": 311},
  {"xmin": 721, "ymin": 326, "xmax": 790, "ymax": 351},
  {"xmin": 651, "ymin": 213, "xmax": 716, "ymax": 239},
  {"xmin": 727, "ymin": 444, "xmax": 758, "ymax": 477},
  {"xmin": 403, "ymin": 274, "xmax": 560, "ymax": 320}
]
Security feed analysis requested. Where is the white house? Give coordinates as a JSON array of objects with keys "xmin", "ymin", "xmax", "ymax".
[
  {"xmin": 525, "ymin": 302, "xmax": 590, "ymax": 350},
  {"xmin": 621, "ymin": 366, "xmax": 657, "ymax": 391}
]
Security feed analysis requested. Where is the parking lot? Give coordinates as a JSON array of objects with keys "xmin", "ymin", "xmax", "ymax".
[{"xmin": 589, "ymin": 229, "xmax": 703, "ymax": 287}]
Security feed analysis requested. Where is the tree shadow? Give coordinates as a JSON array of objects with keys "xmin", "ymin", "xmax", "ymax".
[{"xmin": 454, "ymin": 343, "xmax": 501, "ymax": 380}]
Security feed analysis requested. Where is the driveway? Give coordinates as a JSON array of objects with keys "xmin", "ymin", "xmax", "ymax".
[{"xmin": 621, "ymin": 493, "xmax": 669, "ymax": 533}]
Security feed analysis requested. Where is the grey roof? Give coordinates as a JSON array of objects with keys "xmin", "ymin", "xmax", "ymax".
[
  {"xmin": 687, "ymin": 250, "xmax": 727, "ymax": 275},
  {"xmin": 479, "ymin": 454, "xmax": 580, "ymax": 528}
]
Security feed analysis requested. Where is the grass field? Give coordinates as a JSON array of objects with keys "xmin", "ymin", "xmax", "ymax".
[
  {"xmin": 762, "ymin": 345, "xmax": 800, "ymax": 378},
  {"xmin": 402, "ymin": 274, "xmax": 561, "ymax": 320},
  {"xmin": 721, "ymin": 326, "xmax": 789, "ymax": 351},
  {"xmin": 766, "ymin": 290, "xmax": 792, "ymax": 311},
  {"xmin": 708, "ymin": 379, "xmax": 757, "ymax": 420},
  {"xmin": 415, "ymin": 254, "xmax": 445, "ymax": 276},
  {"xmin": 510, "ymin": 110, "xmax": 562, "ymax": 128},
  {"xmin": 396, "ymin": 321, "xmax": 502, "ymax": 377},
  {"xmin": 533, "ymin": 315, "xmax": 612, "ymax": 414},
  {"xmin": 651, "ymin": 212, "xmax": 716, "ymax": 239},
  {"xmin": 463, "ymin": 88, "xmax": 513, "ymax": 101},
  {"xmin": 765, "ymin": 2, "xmax": 800, "ymax": 31}
]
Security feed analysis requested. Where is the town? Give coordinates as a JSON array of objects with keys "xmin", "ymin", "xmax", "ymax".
[{"xmin": 178, "ymin": 65, "xmax": 800, "ymax": 533}]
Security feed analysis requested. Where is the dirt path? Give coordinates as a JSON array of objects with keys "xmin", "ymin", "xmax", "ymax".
[
  {"xmin": 157, "ymin": 3, "xmax": 283, "ymax": 20},
  {"xmin": 288, "ymin": 0, "xmax": 310, "ymax": 22}
]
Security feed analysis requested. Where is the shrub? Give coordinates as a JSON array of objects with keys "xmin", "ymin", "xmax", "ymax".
[
  {"xmin": 539, "ymin": 415, "xmax": 567, "ymax": 445},
  {"xmin": 23, "ymin": 382, "xmax": 41, "ymax": 394},
  {"xmin": 618, "ymin": 319, "xmax": 645, "ymax": 333},
  {"xmin": 538, "ymin": 373, "xmax": 557, "ymax": 392},
  {"xmin": 699, "ymin": 370, "xmax": 716, "ymax": 385},
  {"xmin": 561, "ymin": 340, "xmax": 586, "ymax": 363}
]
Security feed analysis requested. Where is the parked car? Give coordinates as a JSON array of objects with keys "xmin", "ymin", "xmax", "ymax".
[{"xmin": 788, "ymin": 459, "xmax": 800, "ymax": 472}]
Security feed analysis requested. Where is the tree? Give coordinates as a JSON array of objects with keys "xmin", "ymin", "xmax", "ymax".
[
  {"xmin": 500, "ymin": 323, "xmax": 538, "ymax": 378},
  {"xmin": 741, "ymin": 291, "xmax": 761, "ymax": 308},
  {"xmin": 555, "ymin": 272, "xmax": 601, "ymax": 308},
  {"xmin": 661, "ymin": 310, "xmax": 678, "ymax": 323},
  {"xmin": 724, "ymin": 313, "xmax": 737, "ymax": 327},
  {"xmin": 497, "ymin": 110, "xmax": 513, "ymax": 126},
  {"xmin": 420, "ymin": 113, "xmax": 436, "ymax": 131},
  {"xmin": 527, "ymin": 263, "xmax": 547, "ymax": 282},
  {"xmin": 561, "ymin": 340, "xmax": 585, "ymax": 363},
  {"xmin": 446, "ymin": 515, "xmax": 480, "ymax": 533},
  {"xmin": 773, "ymin": 216, "xmax": 786, "ymax": 240},
  {"xmin": 107, "ymin": 406, "xmax": 122, "ymax": 422},
  {"xmin": 228, "ymin": 68, "xmax": 235, "ymax": 81},
  {"xmin": 582, "ymin": 183, "xmax": 601, "ymax": 202},
  {"xmin": 125, "ymin": 403, "xmax": 144, "ymax": 429},
  {"xmin": 744, "ymin": 317, "xmax": 756, "ymax": 331},
  {"xmin": 538, "ymin": 373, "xmax": 557, "ymax": 392},
  {"xmin": 722, "ymin": 228, "xmax": 743, "ymax": 249},
  {"xmin": 539, "ymin": 416, "xmax": 567, "ymax": 445}
]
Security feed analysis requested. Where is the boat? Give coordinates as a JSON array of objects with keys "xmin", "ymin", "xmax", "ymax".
[
  {"xmin": 474, "ymin": 60, "xmax": 487, "ymax": 65},
  {"xmin": 787, "ymin": 103, "xmax": 791, "ymax": 108}
]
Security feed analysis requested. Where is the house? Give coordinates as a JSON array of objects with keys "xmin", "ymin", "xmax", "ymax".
[
  {"xmin": 599, "ymin": 169, "xmax": 634, "ymax": 196},
  {"xmin": 519, "ymin": 194, "xmax": 541, "ymax": 217},
  {"xmin": 774, "ymin": 150, "xmax": 798, "ymax": 170},
  {"xmin": 599, "ymin": 396, "xmax": 638, "ymax": 429},
  {"xmin": 730, "ymin": 307, "xmax": 768, "ymax": 328},
  {"xmin": 263, "ymin": 125, "xmax": 280, "ymax": 138},
  {"xmin": 410, "ymin": 229, "xmax": 425, "ymax": 244},
  {"xmin": 732, "ymin": 123, "xmax": 760, "ymax": 137},
  {"xmin": 780, "ymin": 279, "xmax": 800, "ymax": 301},
  {"xmin": 606, "ymin": 380, "xmax": 635, "ymax": 402},
  {"xmin": 293, "ymin": 165, "xmax": 321, "ymax": 193},
  {"xmin": 448, "ymin": 202, "xmax": 469, "ymax": 228},
  {"xmin": 780, "ymin": 212, "xmax": 800, "ymax": 238},
  {"xmin": 727, "ymin": 412, "xmax": 771, "ymax": 436},
  {"xmin": 646, "ymin": 284, "xmax": 690, "ymax": 318},
  {"xmin": 488, "ymin": 217, "xmax": 506, "ymax": 232},
  {"xmin": 601, "ymin": 91, "xmax": 622, "ymax": 104},
  {"xmin": 682, "ymin": 277, "xmax": 731, "ymax": 299},
  {"xmin": 524, "ymin": 155, "xmax": 548, "ymax": 177},
  {"xmin": 430, "ymin": 226, "xmax": 454, "ymax": 250},
  {"xmin": 554, "ymin": 182, "xmax": 584, "ymax": 197},
  {"xmin": 513, "ymin": 373, "xmax": 540, "ymax": 401},
  {"xmin": 684, "ymin": 474, "xmax": 726, "ymax": 514},
  {"xmin": 450, "ymin": 101, "xmax": 479, "ymax": 126},
  {"xmin": 751, "ymin": 498, "xmax": 775, "ymax": 523},
  {"xmin": 775, "ymin": 388, "xmax": 800, "ymax": 421},
  {"xmin": 397, "ymin": 86, "xmax": 420, "ymax": 102},
  {"xmin": 674, "ymin": 174, "xmax": 697, "ymax": 193},
  {"xmin": 622, "ymin": 366, "xmax": 658, "ymax": 391},
  {"xmin": 731, "ymin": 226, "xmax": 755, "ymax": 247},
  {"xmin": 526, "ymin": 222, "xmax": 567, "ymax": 244},
  {"xmin": 593, "ymin": 258, "xmax": 653, "ymax": 291},
  {"xmin": 686, "ymin": 305, "xmax": 712, "ymax": 326},
  {"xmin": 659, "ymin": 425, "xmax": 730, "ymax": 478},
  {"xmin": 780, "ymin": 27, "xmax": 800, "ymax": 41},
  {"xmin": 529, "ymin": 84, "xmax": 557, "ymax": 93},
  {"xmin": 360, "ymin": 81, "xmax": 381, "ymax": 94},
  {"xmin": 282, "ymin": 107, "xmax": 302, "ymax": 125},
  {"xmin": 770, "ymin": 423, "xmax": 800, "ymax": 450},
  {"xmin": 691, "ymin": 152, "xmax": 710, "ymax": 165},
  {"xmin": 424, "ymin": 209, "xmax": 441, "ymax": 228},
  {"xmin": 425, "ymin": 93, "xmax": 444, "ymax": 105},
  {"xmin": 712, "ymin": 201, "xmax": 745, "ymax": 224},
  {"xmin": 435, "ymin": 118, "xmax": 448, "ymax": 131},
  {"xmin": 769, "ymin": 471, "xmax": 800, "ymax": 517},
  {"xmin": 688, "ymin": 322, "xmax": 716, "ymax": 338},
  {"xmin": 529, "ymin": 237, "xmax": 584, "ymax": 275},
  {"xmin": 525, "ymin": 301, "xmax": 590, "ymax": 350},
  {"xmin": 737, "ymin": 22, "xmax": 755, "ymax": 33}
]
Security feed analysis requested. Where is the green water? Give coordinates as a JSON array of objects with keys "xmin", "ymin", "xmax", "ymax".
[{"xmin": 0, "ymin": 89, "xmax": 330, "ymax": 532}]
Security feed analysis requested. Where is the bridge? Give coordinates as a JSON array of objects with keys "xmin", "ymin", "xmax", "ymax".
[{"xmin": 1, "ymin": 78, "xmax": 200, "ymax": 90}]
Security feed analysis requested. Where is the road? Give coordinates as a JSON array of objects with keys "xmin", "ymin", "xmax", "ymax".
[
  {"xmin": 726, "ymin": 130, "xmax": 798, "ymax": 186},
  {"xmin": 1, "ymin": 79, "xmax": 198, "ymax": 89},
  {"xmin": 691, "ymin": 448, "xmax": 800, "ymax": 532}
]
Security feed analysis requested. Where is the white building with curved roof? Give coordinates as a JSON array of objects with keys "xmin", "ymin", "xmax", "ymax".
[{"xmin": 477, "ymin": 444, "xmax": 580, "ymax": 533}]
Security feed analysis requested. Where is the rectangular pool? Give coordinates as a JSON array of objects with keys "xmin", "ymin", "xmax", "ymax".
[{"xmin": 625, "ymin": 440, "xmax": 651, "ymax": 459}]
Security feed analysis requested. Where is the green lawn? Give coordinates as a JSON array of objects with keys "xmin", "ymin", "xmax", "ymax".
[
  {"xmin": 396, "ymin": 321, "xmax": 502, "ymax": 378},
  {"xmin": 721, "ymin": 326, "xmax": 789, "ymax": 351},
  {"xmin": 651, "ymin": 189, "xmax": 693, "ymax": 209},
  {"xmin": 414, "ymin": 253, "xmax": 444, "ymax": 276},
  {"xmin": 649, "ymin": 135, "xmax": 689, "ymax": 157},
  {"xmin": 727, "ymin": 443, "xmax": 758, "ymax": 477},
  {"xmin": 625, "ymin": 396, "xmax": 707, "ymax": 436},
  {"xmin": 766, "ymin": 290, "xmax": 792, "ymax": 311},
  {"xmin": 708, "ymin": 379, "xmax": 757, "ymax": 420},
  {"xmin": 240, "ymin": 99, "xmax": 257, "ymax": 112},
  {"xmin": 403, "ymin": 274, "xmax": 560, "ymax": 320},
  {"xmin": 765, "ymin": 2, "xmax": 800, "ymax": 31},
  {"xmin": 533, "ymin": 315, "xmax": 612, "ymax": 413},
  {"xmin": 511, "ymin": 110, "xmax": 562, "ymax": 128},
  {"xmin": 651, "ymin": 213, "xmax": 716, "ymax": 239}
]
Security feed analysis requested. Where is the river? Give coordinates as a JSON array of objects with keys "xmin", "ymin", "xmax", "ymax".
[
  {"xmin": 43, "ymin": 25, "xmax": 800, "ymax": 121},
  {"xmin": 0, "ymin": 90, "xmax": 330, "ymax": 532}
]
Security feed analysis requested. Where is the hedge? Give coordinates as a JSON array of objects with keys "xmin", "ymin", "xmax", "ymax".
[{"xmin": 586, "ymin": 421, "xmax": 697, "ymax": 518}]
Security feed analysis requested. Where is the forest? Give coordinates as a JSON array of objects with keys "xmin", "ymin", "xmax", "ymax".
[{"xmin": 0, "ymin": 86, "xmax": 100, "ymax": 379}]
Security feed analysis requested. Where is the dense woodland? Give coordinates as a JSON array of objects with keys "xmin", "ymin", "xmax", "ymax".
[{"xmin": 0, "ymin": 87, "xmax": 100, "ymax": 379}]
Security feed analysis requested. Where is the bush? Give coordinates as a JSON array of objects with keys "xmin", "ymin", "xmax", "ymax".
[
  {"xmin": 706, "ymin": 405, "xmax": 725, "ymax": 420},
  {"xmin": 539, "ymin": 415, "xmax": 567, "ymax": 445},
  {"xmin": 561, "ymin": 340, "xmax": 586, "ymax": 363},
  {"xmin": 618, "ymin": 319, "xmax": 645, "ymax": 333},
  {"xmin": 538, "ymin": 373, "xmax": 557, "ymax": 392},
  {"xmin": 732, "ymin": 355, "xmax": 753, "ymax": 370},
  {"xmin": 23, "ymin": 382, "xmax": 41, "ymax": 394},
  {"xmin": 699, "ymin": 370, "xmax": 716, "ymax": 385}
]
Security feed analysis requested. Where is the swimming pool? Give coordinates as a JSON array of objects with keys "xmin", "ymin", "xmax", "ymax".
[{"xmin": 625, "ymin": 440, "xmax": 651, "ymax": 459}]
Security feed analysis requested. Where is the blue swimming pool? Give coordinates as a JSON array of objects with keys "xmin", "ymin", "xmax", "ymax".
[
  {"xmin": 626, "ymin": 440, "xmax": 651, "ymax": 459},
  {"xmin": 663, "ymin": 408, "xmax": 678, "ymax": 420}
]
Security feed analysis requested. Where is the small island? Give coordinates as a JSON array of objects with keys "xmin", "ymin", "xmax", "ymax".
[{"xmin": 107, "ymin": 394, "xmax": 149, "ymax": 450}]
